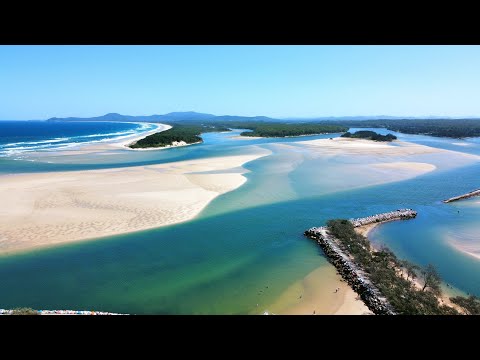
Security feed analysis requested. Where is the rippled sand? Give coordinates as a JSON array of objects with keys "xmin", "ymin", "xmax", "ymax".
[{"xmin": 0, "ymin": 149, "xmax": 270, "ymax": 254}]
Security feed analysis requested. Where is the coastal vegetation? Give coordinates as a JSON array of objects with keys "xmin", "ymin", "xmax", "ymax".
[
  {"xmin": 325, "ymin": 219, "xmax": 459, "ymax": 314},
  {"xmin": 341, "ymin": 130, "xmax": 397, "ymax": 142},
  {"xmin": 181, "ymin": 117, "xmax": 480, "ymax": 140},
  {"xmin": 237, "ymin": 123, "xmax": 347, "ymax": 137},
  {"xmin": 380, "ymin": 119, "xmax": 480, "ymax": 138},
  {"xmin": 449, "ymin": 295, "xmax": 480, "ymax": 314},
  {"xmin": 49, "ymin": 112, "xmax": 480, "ymax": 139},
  {"xmin": 326, "ymin": 119, "xmax": 480, "ymax": 139},
  {"xmin": 130, "ymin": 124, "xmax": 230, "ymax": 149},
  {"xmin": 131, "ymin": 121, "xmax": 348, "ymax": 147}
]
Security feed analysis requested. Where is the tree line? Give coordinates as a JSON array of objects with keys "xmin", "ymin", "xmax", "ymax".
[
  {"xmin": 130, "ymin": 124, "xmax": 230, "ymax": 149},
  {"xmin": 131, "ymin": 121, "xmax": 349, "ymax": 147},
  {"xmin": 239, "ymin": 123, "xmax": 347, "ymax": 137},
  {"xmin": 324, "ymin": 119, "xmax": 480, "ymax": 139},
  {"xmin": 341, "ymin": 130, "xmax": 397, "ymax": 142},
  {"xmin": 172, "ymin": 118, "xmax": 480, "ymax": 139}
]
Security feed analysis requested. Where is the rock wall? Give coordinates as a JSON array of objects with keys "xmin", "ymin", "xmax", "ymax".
[{"xmin": 304, "ymin": 227, "xmax": 396, "ymax": 315}]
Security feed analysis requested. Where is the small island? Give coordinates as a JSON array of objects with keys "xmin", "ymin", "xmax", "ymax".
[
  {"xmin": 341, "ymin": 130, "xmax": 397, "ymax": 142},
  {"xmin": 129, "ymin": 124, "xmax": 230, "ymax": 149}
]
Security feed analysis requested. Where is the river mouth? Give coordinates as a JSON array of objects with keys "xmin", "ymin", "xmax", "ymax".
[{"xmin": 1, "ymin": 129, "xmax": 480, "ymax": 314}]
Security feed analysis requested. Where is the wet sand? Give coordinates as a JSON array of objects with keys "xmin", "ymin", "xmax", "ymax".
[
  {"xmin": 267, "ymin": 266, "xmax": 372, "ymax": 315},
  {"xmin": 0, "ymin": 149, "xmax": 270, "ymax": 254}
]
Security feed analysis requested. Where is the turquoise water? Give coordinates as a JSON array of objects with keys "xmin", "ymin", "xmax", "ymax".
[
  {"xmin": 0, "ymin": 126, "xmax": 479, "ymax": 313},
  {"xmin": 0, "ymin": 129, "xmax": 342, "ymax": 174}
]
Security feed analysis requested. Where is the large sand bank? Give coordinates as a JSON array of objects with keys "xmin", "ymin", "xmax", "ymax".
[
  {"xmin": 298, "ymin": 137, "xmax": 479, "ymax": 158},
  {"xmin": 0, "ymin": 149, "xmax": 270, "ymax": 254}
]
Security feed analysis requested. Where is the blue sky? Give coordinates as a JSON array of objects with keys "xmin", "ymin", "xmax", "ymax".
[{"xmin": 1, "ymin": 45, "xmax": 480, "ymax": 119}]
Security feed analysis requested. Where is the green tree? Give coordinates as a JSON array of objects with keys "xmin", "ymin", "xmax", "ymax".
[{"xmin": 421, "ymin": 264, "xmax": 442, "ymax": 295}]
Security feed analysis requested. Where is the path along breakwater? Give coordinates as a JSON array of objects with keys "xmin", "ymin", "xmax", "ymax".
[
  {"xmin": 304, "ymin": 209, "xmax": 417, "ymax": 315},
  {"xmin": 443, "ymin": 189, "xmax": 480, "ymax": 203}
]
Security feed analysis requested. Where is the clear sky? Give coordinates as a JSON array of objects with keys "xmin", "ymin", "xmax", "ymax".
[{"xmin": 1, "ymin": 45, "xmax": 480, "ymax": 120}]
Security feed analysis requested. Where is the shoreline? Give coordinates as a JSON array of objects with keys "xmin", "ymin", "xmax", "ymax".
[
  {"xmin": 0, "ymin": 148, "xmax": 271, "ymax": 255},
  {"xmin": 117, "ymin": 122, "xmax": 172, "ymax": 149},
  {"xmin": 304, "ymin": 210, "xmax": 419, "ymax": 315},
  {"xmin": 305, "ymin": 225, "xmax": 397, "ymax": 314},
  {"xmin": 233, "ymin": 132, "xmax": 342, "ymax": 140},
  {"xmin": 269, "ymin": 265, "xmax": 373, "ymax": 315},
  {"xmin": 33, "ymin": 122, "xmax": 173, "ymax": 156},
  {"xmin": 353, "ymin": 220, "xmax": 467, "ymax": 314},
  {"xmin": 126, "ymin": 140, "xmax": 202, "ymax": 152}
]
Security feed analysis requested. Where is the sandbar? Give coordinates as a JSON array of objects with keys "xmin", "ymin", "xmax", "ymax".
[
  {"xmin": 298, "ymin": 137, "xmax": 479, "ymax": 158},
  {"xmin": 0, "ymin": 149, "xmax": 270, "ymax": 254},
  {"xmin": 449, "ymin": 240, "xmax": 480, "ymax": 261}
]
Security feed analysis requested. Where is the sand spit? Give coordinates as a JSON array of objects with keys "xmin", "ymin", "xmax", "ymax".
[{"xmin": 0, "ymin": 149, "xmax": 270, "ymax": 254}]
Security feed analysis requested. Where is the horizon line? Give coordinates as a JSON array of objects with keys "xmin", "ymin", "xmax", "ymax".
[{"xmin": 2, "ymin": 112, "xmax": 480, "ymax": 121}]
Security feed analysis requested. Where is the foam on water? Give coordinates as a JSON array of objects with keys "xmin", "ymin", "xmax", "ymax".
[{"xmin": 0, "ymin": 121, "xmax": 157, "ymax": 158}]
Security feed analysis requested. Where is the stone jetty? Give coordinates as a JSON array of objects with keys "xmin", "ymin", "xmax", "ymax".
[
  {"xmin": 304, "ymin": 209, "xmax": 417, "ymax": 315},
  {"xmin": 443, "ymin": 189, "xmax": 480, "ymax": 203},
  {"xmin": 0, "ymin": 308, "xmax": 127, "ymax": 315},
  {"xmin": 350, "ymin": 208, "xmax": 417, "ymax": 227}
]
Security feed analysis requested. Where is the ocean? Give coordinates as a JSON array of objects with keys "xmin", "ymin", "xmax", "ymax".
[{"xmin": 0, "ymin": 122, "xmax": 479, "ymax": 313}]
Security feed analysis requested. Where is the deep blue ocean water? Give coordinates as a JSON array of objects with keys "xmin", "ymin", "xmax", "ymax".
[{"xmin": 0, "ymin": 120, "xmax": 156, "ymax": 159}]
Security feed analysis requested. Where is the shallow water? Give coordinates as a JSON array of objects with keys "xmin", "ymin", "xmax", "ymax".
[{"xmin": 0, "ymin": 126, "xmax": 479, "ymax": 313}]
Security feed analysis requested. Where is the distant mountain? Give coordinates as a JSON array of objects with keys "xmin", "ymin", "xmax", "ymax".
[
  {"xmin": 47, "ymin": 112, "xmax": 279, "ymax": 123},
  {"xmin": 48, "ymin": 113, "xmax": 149, "ymax": 122},
  {"xmin": 47, "ymin": 112, "xmax": 480, "ymax": 124},
  {"xmin": 48, "ymin": 111, "xmax": 223, "ymax": 123}
]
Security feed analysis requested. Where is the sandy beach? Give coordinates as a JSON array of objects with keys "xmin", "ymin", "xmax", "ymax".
[
  {"xmin": 37, "ymin": 122, "xmax": 172, "ymax": 157},
  {"xmin": 118, "ymin": 122, "xmax": 172, "ymax": 149},
  {"xmin": 354, "ymin": 223, "xmax": 379, "ymax": 237},
  {"xmin": 268, "ymin": 266, "xmax": 372, "ymax": 315},
  {"xmin": 0, "ymin": 148, "xmax": 270, "ymax": 254}
]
